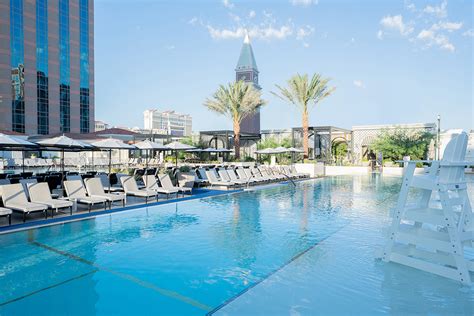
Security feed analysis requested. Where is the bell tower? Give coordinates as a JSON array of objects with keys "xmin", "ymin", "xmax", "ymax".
[{"xmin": 235, "ymin": 33, "xmax": 260, "ymax": 134}]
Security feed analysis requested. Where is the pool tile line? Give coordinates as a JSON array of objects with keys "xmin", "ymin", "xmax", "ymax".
[
  {"xmin": 207, "ymin": 225, "xmax": 348, "ymax": 315},
  {"xmin": 0, "ymin": 189, "xmax": 242, "ymax": 235},
  {"xmin": 0, "ymin": 270, "xmax": 99, "ymax": 307},
  {"xmin": 27, "ymin": 240, "xmax": 212, "ymax": 312}
]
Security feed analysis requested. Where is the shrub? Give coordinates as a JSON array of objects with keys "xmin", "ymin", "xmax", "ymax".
[{"xmin": 370, "ymin": 128, "xmax": 434, "ymax": 163}]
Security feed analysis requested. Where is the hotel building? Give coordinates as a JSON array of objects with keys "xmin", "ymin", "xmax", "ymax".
[
  {"xmin": 0, "ymin": 0, "xmax": 94, "ymax": 135},
  {"xmin": 143, "ymin": 109, "xmax": 192, "ymax": 137}
]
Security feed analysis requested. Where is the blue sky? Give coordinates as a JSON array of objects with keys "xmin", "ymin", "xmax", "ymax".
[{"xmin": 94, "ymin": 0, "xmax": 473, "ymax": 132}]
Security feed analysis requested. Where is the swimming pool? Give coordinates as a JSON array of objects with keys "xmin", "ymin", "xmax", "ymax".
[{"xmin": 0, "ymin": 175, "xmax": 472, "ymax": 315}]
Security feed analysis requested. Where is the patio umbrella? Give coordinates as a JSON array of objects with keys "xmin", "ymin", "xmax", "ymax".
[
  {"xmin": 36, "ymin": 135, "xmax": 88, "ymax": 175},
  {"xmin": 287, "ymin": 147, "xmax": 304, "ymax": 163},
  {"xmin": 134, "ymin": 139, "xmax": 169, "ymax": 169},
  {"xmin": 91, "ymin": 138, "xmax": 136, "ymax": 176},
  {"xmin": 0, "ymin": 133, "xmax": 38, "ymax": 173},
  {"xmin": 164, "ymin": 141, "xmax": 195, "ymax": 167}
]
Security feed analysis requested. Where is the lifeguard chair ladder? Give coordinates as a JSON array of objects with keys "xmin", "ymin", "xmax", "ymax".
[{"xmin": 382, "ymin": 132, "xmax": 473, "ymax": 285}]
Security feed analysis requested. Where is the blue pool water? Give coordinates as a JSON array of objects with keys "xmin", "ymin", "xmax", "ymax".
[{"xmin": 0, "ymin": 175, "xmax": 472, "ymax": 315}]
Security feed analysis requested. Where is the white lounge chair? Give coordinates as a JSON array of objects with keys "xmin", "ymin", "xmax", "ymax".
[
  {"xmin": 158, "ymin": 174, "xmax": 192, "ymax": 195},
  {"xmin": 120, "ymin": 176, "xmax": 158, "ymax": 203},
  {"xmin": 28, "ymin": 182, "xmax": 74, "ymax": 217},
  {"xmin": 205, "ymin": 170, "xmax": 236, "ymax": 189},
  {"xmin": 143, "ymin": 175, "xmax": 179, "ymax": 199},
  {"xmin": 85, "ymin": 178, "xmax": 126, "ymax": 209},
  {"xmin": 1, "ymin": 183, "xmax": 48, "ymax": 222},
  {"xmin": 219, "ymin": 169, "xmax": 246, "ymax": 184},
  {"xmin": 64, "ymin": 180, "xmax": 107, "ymax": 212},
  {"xmin": 227, "ymin": 168, "xmax": 252, "ymax": 185},
  {"xmin": 236, "ymin": 168, "xmax": 259, "ymax": 184},
  {"xmin": 97, "ymin": 174, "xmax": 123, "ymax": 193},
  {"xmin": 250, "ymin": 167, "xmax": 272, "ymax": 182}
]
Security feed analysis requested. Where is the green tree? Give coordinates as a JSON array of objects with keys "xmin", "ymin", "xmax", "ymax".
[
  {"xmin": 370, "ymin": 129, "xmax": 434, "ymax": 163},
  {"xmin": 332, "ymin": 142, "xmax": 348, "ymax": 163},
  {"xmin": 204, "ymin": 81, "xmax": 266, "ymax": 159},
  {"xmin": 257, "ymin": 136, "xmax": 292, "ymax": 149},
  {"xmin": 272, "ymin": 73, "xmax": 335, "ymax": 159}
]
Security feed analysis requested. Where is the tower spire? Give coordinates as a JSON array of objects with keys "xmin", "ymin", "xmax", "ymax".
[{"xmin": 244, "ymin": 30, "xmax": 250, "ymax": 44}]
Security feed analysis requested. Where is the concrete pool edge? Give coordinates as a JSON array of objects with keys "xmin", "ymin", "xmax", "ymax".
[
  {"xmin": 0, "ymin": 188, "xmax": 241, "ymax": 235},
  {"xmin": 0, "ymin": 178, "xmax": 319, "ymax": 235}
]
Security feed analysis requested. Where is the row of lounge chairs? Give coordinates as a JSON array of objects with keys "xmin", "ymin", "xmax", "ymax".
[
  {"xmin": 0, "ymin": 172, "xmax": 195, "ymax": 224},
  {"xmin": 194, "ymin": 165, "xmax": 309, "ymax": 189}
]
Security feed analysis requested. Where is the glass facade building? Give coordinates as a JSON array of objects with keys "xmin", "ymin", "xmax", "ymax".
[
  {"xmin": 36, "ymin": 0, "xmax": 49, "ymax": 135},
  {"xmin": 10, "ymin": 0, "xmax": 25, "ymax": 133},
  {"xmin": 0, "ymin": 0, "xmax": 94, "ymax": 135}
]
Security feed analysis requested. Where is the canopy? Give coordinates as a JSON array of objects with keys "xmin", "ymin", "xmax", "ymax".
[
  {"xmin": 36, "ymin": 135, "xmax": 88, "ymax": 149},
  {"xmin": 287, "ymin": 147, "xmax": 304, "ymax": 153},
  {"xmin": 186, "ymin": 148, "xmax": 203, "ymax": 153},
  {"xmin": 134, "ymin": 139, "xmax": 169, "ymax": 150},
  {"xmin": 256, "ymin": 148, "xmax": 280, "ymax": 154},
  {"xmin": 0, "ymin": 133, "xmax": 37, "ymax": 148},
  {"xmin": 165, "ymin": 141, "xmax": 195, "ymax": 151},
  {"xmin": 91, "ymin": 138, "xmax": 136, "ymax": 150}
]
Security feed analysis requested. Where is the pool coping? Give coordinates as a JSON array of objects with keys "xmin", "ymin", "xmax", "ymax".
[
  {"xmin": 0, "ymin": 179, "xmax": 317, "ymax": 235},
  {"xmin": 0, "ymin": 189, "xmax": 242, "ymax": 235}
]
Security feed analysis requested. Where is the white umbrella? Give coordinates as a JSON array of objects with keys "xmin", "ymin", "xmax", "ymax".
[
  {"xmin": 0, "ymin": 134, "xmax": 38, "ymax": 173},
  {"xmin": 36, "ymin": 135, "xmax": 88, "ymax": 149},
  {"xmin": 134, "ymin": 140, "xmax": 168, "ymax": 168},
  {"xmin": 36, "ymin": 135, "xmax": 89, "ymax": 176},
  {"xmin": 0, "ymin": 133, "xmax": 37, "ymax": 148},
  {"xmin": 165, "ymin": 141, "xmax": 195, "ymax": 167},
  {"xmin": 287, "ymin": 147, "xmax": 304, "ymax": 163},
  {"xmin": 256, "ymin": 148, "xmax": 278, "ymax": 154},
  {"xmin": 91, "ymin": 138, "xmax": 136, "ymax": 175},
  {"xmin": 287, "ymin": 147, "xmax": 304, "ymax": 153},
  {"xmin": 274, "ymin": 147, "xmax": 289, "ymax": 153},
  {"xmin": 165, "ymin": 141, "xmax": 195, "ymax": 151}
]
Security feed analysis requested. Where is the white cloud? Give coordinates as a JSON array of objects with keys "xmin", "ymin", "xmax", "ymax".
[
  {"xmin": 296, "ymin": 25, "xmax": 315, "ymax": 40},
  {"xmin": 377, "ymin": 30, "xmax": 384, "ymax": 40},
  {"xmin": 353, "ymin": 80, "xmax": 365, "ymax": 88},
  {"xmin": 405, "ymin": 1, "xmax": 416, "ymax": 12},
  {"xmin": 229, "ymin": 13, "xmax": 240, "ymax": 23},
  {"xmin": 423, "ymin": 0, "xmax": 447, "ymax": 18},
  {"xmin": 222, "ymin": 0, "xmax": 234, "ymax": 9},
  {"xmin": 463, "ymin": 29, "xmax": 474, "ymax": 37},
  {"xmin": 165, "ymin": 45, "xmax": 175, "ymax": 50},
  {"xmin": 432, "ymin": 21, "xmax": 463, "ymax": 32},
  {"xmin": 206, "ymin": 25, "xmax": 294, "ymax": 41},
  {"xmin": 303, "ymin": 42, "xmax": 310, "ymax": 48},
  {"xmin": 290, "ymin": 0, "xmax": 318, "ymax": 6},
  {"xmin": 188, "ymin": 17, "xmax": 198, "ymax": 25},
  {"xmin": 249, "ymin": 10, "xmax": 256, "ymax": 19},
  {"xmin": 417, "ymin": 29, "xmax": 455, "ymax": 52},
  {"xmin": 380, "ymin": 15, "xmax": 414, "ymax": 36}
]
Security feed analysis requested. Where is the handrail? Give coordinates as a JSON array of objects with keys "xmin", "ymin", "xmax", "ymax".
[{"xmin": 274, "ymin": 169, "xmax": 296, "ymax": 187}]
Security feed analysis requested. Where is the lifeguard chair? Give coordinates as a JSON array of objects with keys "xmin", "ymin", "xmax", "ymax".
[{"xmin": 382, "ymin": 132, "xmax": 473, "ymax": 285}]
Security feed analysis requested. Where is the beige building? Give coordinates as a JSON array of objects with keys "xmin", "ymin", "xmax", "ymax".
[{"xmin": 143, "ymin": 109, "xmax": 192, "ymax": 137}]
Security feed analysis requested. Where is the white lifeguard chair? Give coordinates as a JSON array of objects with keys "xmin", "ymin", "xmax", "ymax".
[{"xmin": 382, "ymin": 132, "xmax": 473, "ymax": 285}]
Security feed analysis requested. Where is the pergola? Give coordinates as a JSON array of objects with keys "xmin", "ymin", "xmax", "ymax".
[
  {"xmin": 199, "ymin": 130, "xmax": 261, "ymax": 152},
  {"xmin": 291, "ymin": 126, "xmax": 352, "ymax": 163}
]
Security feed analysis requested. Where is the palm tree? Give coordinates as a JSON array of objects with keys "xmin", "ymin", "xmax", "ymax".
[
  {"xmin": 204, "ymin": 81, "xmax": 266, "ymax": 159},
  {"xmin": 272, "ymin": 73, "xmax": 335, "ymax": 159}
]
